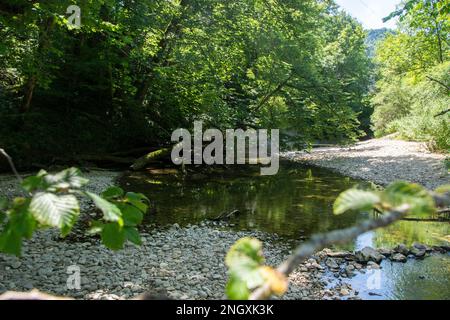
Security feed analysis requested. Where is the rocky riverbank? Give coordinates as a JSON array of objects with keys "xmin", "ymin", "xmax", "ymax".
[
  {"xmin": 1, "ymin": 217, "xmax": 448, "ymax": 300},
  {"xmin": 1, "ymin": 151, "xmax": 449, "ymax": 300},
  {"xmin": 283, "ymin": 137, "xmax": 449, "ymax": 190}
]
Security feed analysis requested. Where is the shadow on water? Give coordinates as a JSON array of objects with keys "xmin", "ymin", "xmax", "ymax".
[
  {"xmin": 119, "ymin": 161, "xmax": 450, "ymax": 300},
  {"xmin": 120, "ymin": 161, "xmax": 449, "ymax": 248},
  {"xmin": 119, "ymin": 161, "xmax": 370, "ymax": 240}
]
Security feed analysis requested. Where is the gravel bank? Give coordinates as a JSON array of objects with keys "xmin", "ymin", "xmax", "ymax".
[
  {"xmin": 283, "ymin": 138, "xmax": 449, "ymax": 189},
  {"xmin": 0, "ymin": 170, "xmax": 335, "ymax": 300},
  {"xmin": 0, "ymin": 224, "xmax": 335, "ymax": 300}
]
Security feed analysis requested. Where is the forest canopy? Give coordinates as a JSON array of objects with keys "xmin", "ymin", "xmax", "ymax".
[{"xmin": 0, "ymin": 0, "xmax": 372, "ymax": 168}]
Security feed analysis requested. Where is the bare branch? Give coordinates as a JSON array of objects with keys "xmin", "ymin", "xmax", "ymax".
[
  {"xmin": 434, "ymin": 108, "xmax": 450, "ymax": 118},
  {"xmin": 426, "ymin": 76, "xmax": 450, "ymax": 92},
  {"xmin": 250, "ymin": 204, "xmax": 412, "ymax": 300},
  {"xmin": 0, "ymin": 148, "xmax": 23, "ymax": 183}
]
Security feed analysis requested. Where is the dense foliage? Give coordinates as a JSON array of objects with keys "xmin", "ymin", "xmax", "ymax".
[
  {"xmin": 371, "ymin": 0, "xmax": 449, "ymax": 151},
  {"xmin": 0, "ymin": 0, "xmax": 373, "ymax": 168}
]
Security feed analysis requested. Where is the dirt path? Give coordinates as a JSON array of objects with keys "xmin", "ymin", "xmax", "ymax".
[{"xmin": 283, "ymin": 138, "xmax": 449, "ymax": 189}]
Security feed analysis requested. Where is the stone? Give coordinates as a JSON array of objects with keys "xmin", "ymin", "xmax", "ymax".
[
  {"xmin": 356, "ymin": 247, "xmax": 383, "ymax": 263},
  {"xmin": 325, "ymin": 258, "xmax": 339, "ymax": 269},
  {"xmin": 345, "ymin": 265, "xmax": 355, "ymax": 276},
  {"xmin": 410, "ymin": 246, "xmax": 426, "ymax": 258},
  {"xmin": 391, "ymin": 253, "xmax": 407, "ymax": 263},
  {"xmin": 378, "ymin": 248, "xmax": 393, "ymax": 257},
  {"xmin": 23, "ymin": 282, "xmax": 34, "ymax": 290},
  {"xmin": 394, "ymin": 244, "xmax": 409, "ymax": 256},
  {"xmin": 326, "ymin": 251, "xmax": 352, "ymax": 259},
  {"xmin": 412, "ymin": 243, "xmax": 428, "ymax": 251},
  {"xmin": 367, "ymin": 261, "xmax": 380, "ymax": 269},
  {"xmin": 340, "ymin": 288, "xmax": 350, "ymax": 296}
]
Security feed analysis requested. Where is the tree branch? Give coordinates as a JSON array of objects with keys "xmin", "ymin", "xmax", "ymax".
[
  {"xmin": 426, "ymin": 76, "xmax": 450, "ymax": 92},
  {"xmin": 0, "ymin": 148, "xmax": 23, "ymax": 183},
  {"xmin": 250, "ymin": 191, "xmax": 450, "ymax": 300},
  {"xmin": 434, "ymin": 108, "xmax": 450, "ymax": 118},
  {"xmin": 250, "ymin": 204, "xmax": 410, "ymax": 300}
]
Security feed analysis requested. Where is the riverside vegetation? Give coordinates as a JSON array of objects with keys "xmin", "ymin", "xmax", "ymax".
[{"xmin": 0, "ymin": 0, "xmax": 449, "ymax": 300}]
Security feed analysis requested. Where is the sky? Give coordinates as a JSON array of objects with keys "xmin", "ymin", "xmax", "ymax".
[{"xmin": 335, "ymin": 0, "xmax": 402, "ymax": 29}]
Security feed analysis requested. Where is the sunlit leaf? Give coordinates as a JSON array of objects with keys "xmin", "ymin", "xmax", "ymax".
[
  {"xmin": 383, "ymin": 181, "xmax": 435, "ymax": 216},
  {"xmin": 86, "ymin": 192, "xmax": 123, "ymax": 225},
  {"xmin": 43, "ymin": 168, "xmax": 89, "ymax": 191},
  {"xmin": 259, "ymin": 266, "xmax": 288, "ymax": 296},
  {"xmin": 226, "ymin": 275, "xmax": 250, "ymax": 300},
  {"xmin": 29, "ymin": 192, "xmax": 79, "ymax": 236},
  {"xmin": 333, "ymin": 189, "xmax": 380, "ymax": 215}
]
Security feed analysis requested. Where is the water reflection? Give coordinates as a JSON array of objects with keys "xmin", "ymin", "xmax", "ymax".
[
  {"xmin": 120, "ymin": 161, "xmax": 449, "ymax": 248},
  {"xmin": 346, "ymin": 254, "xmax": 450, "ymax": 300}
]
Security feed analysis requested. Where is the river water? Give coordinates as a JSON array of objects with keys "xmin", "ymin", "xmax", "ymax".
[{"xmin": 119, "ymin": 161, "xmax": 450, "ymax": 300}]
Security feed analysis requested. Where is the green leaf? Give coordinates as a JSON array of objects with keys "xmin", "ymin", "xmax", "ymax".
[
  {"xmin": 87, "ymin": 221, "xmax": 104, "ymax": 235},
  {"xmin": 124, "ymin": 226, "xmax": 142, "ymax": 245},
  {"xmin": 226, "ymin": 275, "xmax": 250, "ymax": 300},
  {"xmin": 22, "ymin": 175, "xmax": 46, "ymax": 192},
  {"xmin": 43, "ymin": 167, "xmax": 89, "ymax": 191},
  {"xmin": 383, "ymin": 181, "xmax": 435, "ymax": 216},
  {"xmin": 333, "ymin": 189, "xmax": 380, "ymax": 215},
  {"xmin": 225, "ymin": 238, "xmax": 266, "ymax": 299},
  {"xmin": 101, "ymin": 186, "xmax": 124, "ymax": 200},
  {"xmin": 101, "ymin": 223, "xmax": 125, "ymax": 250},
  {"xmin": 435, "ymin": 184, "xmax": 450, "ymax": 195},
  {"xmin": 86, "ymin": 192, "xmax": 123, "ymax": 224},
  {"xmin": 225, "ymin": 237, "xmax": 265, "ymax": 267},
  {"xmin": 0, "ymin": 200, "xmax": 36, "ymax": 256},
  {"xmin": 0, "ymin": 228, "xmax": 22, "ymax": 256},
  {"xmin": 118, "ymin": 203, "xmax": 144, "ymax": 226},
  {"xmin": 29, "ymin": 192, "xmax": 80, "ymax": 236},
  {"xmin": 125, "ymin": 192, "xmax": 149, "ymax": 213},
  {"xmin": 0, "ymin": 197, "xmax": 8, "ymax": 211}
]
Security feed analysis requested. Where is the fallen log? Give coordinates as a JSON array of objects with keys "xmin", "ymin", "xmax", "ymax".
[{"xmin": 131, "ymin": 148, "xmax": 172, "ymax": 171}]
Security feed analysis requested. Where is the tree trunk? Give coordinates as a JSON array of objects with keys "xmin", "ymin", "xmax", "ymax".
[
  {"xmin": 131, "ymin": 148, "xmax": 172, "ymax": 171},
  {"xmin": 19, "ymin": 76, "xmax": 36, "ymax": 113},
  {"xmin": 19, "ymin": 16, "xmax": 54, "ymax": 113},
  {"xmin": 135, "ymin": 0, "xmax": 188, "ymax": 106}
]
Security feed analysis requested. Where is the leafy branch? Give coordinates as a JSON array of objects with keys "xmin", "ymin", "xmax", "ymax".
[
  {"xmin": 0, "ymin": 150, "xmax": 149, "ymax": 256},
  {"xmin": 225, "ymin": 181, "xmax": 450, "ymax": 300}
]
